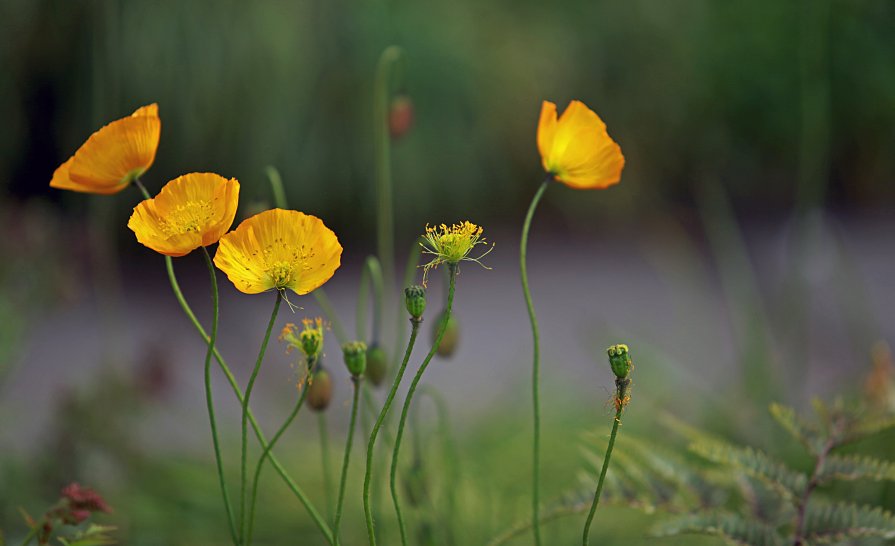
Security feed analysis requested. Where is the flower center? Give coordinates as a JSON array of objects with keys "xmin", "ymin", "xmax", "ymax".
[
  {"xmin": 159, "ymin": 200, "xmax": 214, "ymax": 236},
  {"xmin": 266, "ymin": 261, "xmax": 295, "ymax": 288}
]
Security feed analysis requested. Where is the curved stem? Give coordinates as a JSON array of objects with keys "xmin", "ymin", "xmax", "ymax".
[
  {"xmin": 239, "ymin": 294, "xmax": 282, "ymax": 542},
  {"xmin": 363, "ymin": 318, "xmax": 421, "ymax": 545},
  {"xmin": 200, "ymin": 247, "xmax": 238, "ymax": 544},
  {"xmin": 357, "ymin": 256, "xmax": 386, "ymax": 342},
  {"xmin": 391, "ymin": 266, "xmax": 457, "ymax": 546},
  {"xmin": 314, "ymin": 289, "xmax": 348, "ymax": 346},
  {"xmin": 520, "ymin": 179, "xmax": 550, "ymax": 546},
  {"xmin": 18, "ymin": 526, "xmax": 38, "ymax": 546},
  {"xmin": 582, "ymin": 379, "xmax": 629, "ymax": 545},
  {"xmin": 163, "ymin": 256, "xmax": 333, "ymax": 544},
  {"xmin": 246, "ymin": 356, "xmax": 314, "ymax": 545},
  {"xmin": 319, "ymin": 411, "xmax": 335, "ymax": 521},
  {"xmin": 334, "ymin": 377, "xmax": 362, "ymax": 544}
]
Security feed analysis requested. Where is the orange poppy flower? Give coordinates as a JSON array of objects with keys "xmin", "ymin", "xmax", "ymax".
[
  {"xmin": 50, "ymin": 104, "xmax": 161, "ymax": 195},
  {"xmin": 214, "ymin": 209, "xmax": 342, "ymax": 295},
  {"xmin": 537, "ymin": 100, "xmax": 624, "ymax": 190},
  {"xmin": 127, "ymin": 173, "xmax": 239, "ymax": 257}
]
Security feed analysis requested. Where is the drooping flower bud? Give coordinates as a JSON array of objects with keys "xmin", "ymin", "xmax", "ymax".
[
  {"xmin": 307, "ymin": 367, "xmax": 333, "ymax": 412},
  {"xmin": 389, "ymin": 95, "xmax": 414, "ymax": 140},
  {"xmin": 342, "ymin": 341, "xmax": 368, "ymax": 377},
  {"xmin": 607, "ymin": 344, "xmax": 632, "ymax": 379},
  {"xmin": 365, "ymin": 343, "xmax": 388, "ymax": 386},
  {"xmin": 405, "ymin": 285, "xmax": 426, "ymax": 320},
  {"xmin": 433, "ymin": 311, "xmax": 459, "ymax": 357}
]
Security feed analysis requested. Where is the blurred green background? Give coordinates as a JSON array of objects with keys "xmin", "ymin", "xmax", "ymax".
[
  {"xmin": 4, "ymin": 0, "xmax": 895, "ymax": 242},
  {"xmin": 2, "ymin": 1, "xmax": 895, "ymax": 544}
]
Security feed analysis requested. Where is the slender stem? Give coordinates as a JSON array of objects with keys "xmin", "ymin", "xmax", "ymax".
[
  {"xmin": 246, "ymin": 356, "xmax": 314, "ymax": 545},
  {"xmin": 793, "ymin": 437, "xmax": 835, "ymax": 546},
  {"xmin": 320, "ymin": 412, "xmax": 335, "ymax": 521},
  {"xmin": 520, "ymin": 179, "xmax": 550, "ymax": 546},
  {"xmin": 314, "ymin": 289, "xmax": 349, "ymax": 345},
  {"xmin": 488, "ymin": 505, "xmax": 584, "ymax": 546},
  {"xmin": 266, "ymin": 166, "xmax": 288, "ymax": 210},
  {"xmin": 239, "ymin": 294, "xmax": 283, "ymax": 542},
  {"xmin": 374, "ymin": 46, "xmax": 403, "ymax": 290},
  {"xmin": 18, "ymin": 526, "xmax": 38, "ymax": 546},
  {"xmin": 163, "ymin": 257, "xmax": 334, "ymax": 544},
  {"xmin": 364, "ymin": 318, "xmax": 421, "ymax": 545},
  {"xmin": 334, "ymin": 377, "xmax": 362, "ymax": 543},
  {"xmin": 582, "ymin": 378, "xmax": 628, "ymax": 545},
  {"xmin": 417, "ymin": 386, "xmax": 458, "ymax": 544},
  {"xmin": 200, "ymin": 247, "xmax": 238, "ymax": 544},
  {"xmin": 391, "ymin": 266, "xmax": 457, "ymax": 546},
  {"xmin": 134, "ymin": 177, "xmax": 151, "ymax": 199},
  {"xmin": 357, "ymin": 257, "xmax": 385, "ymax": 342}
]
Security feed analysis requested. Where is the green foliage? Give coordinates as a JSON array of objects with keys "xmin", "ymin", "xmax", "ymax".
[
  {"xmin": 651, "ymin": 512, "xmax": 783, "ymax": 546},
  {"xmin": 686, "ymin": 438, "xmax": 807, "ymax": 499},
  {"xmin": 818, "ymin": 454, "xmax": 895, "ymax": 484},
  {"xmin": 563, "ymin": 396, "xmax": 895, "ymax": 545},
  {"xmin": 801, "ymin": 502, "xmax": 895, "ymax": 543},
  {"xmin": 57, "ymin": 525, "xmax": 117, "ymax": 546}
]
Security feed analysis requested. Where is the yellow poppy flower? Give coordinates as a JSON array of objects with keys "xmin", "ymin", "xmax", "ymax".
[
  {"xmin": 50, "ymin": 104, "xmax": 161, "ymax": 195},
  {"xmin": 537, "ymin": 100, "xmax": 624, "ymax": 190},
  {"xmin": 127, "ymin": 173, "xmax": 239, "ymax": 257},
  {"xmin": 214, "ymin": 209, "xmax": 342, "ymax": 295}
]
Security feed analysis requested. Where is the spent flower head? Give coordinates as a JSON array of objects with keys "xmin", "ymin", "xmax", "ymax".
[
  {"xmin": 280, "ymin": 317, "xmax": 326, "ymax": 360},
  {"xmin": 420, "ymin": 221, "xmax": 493, "ymax": 285}
]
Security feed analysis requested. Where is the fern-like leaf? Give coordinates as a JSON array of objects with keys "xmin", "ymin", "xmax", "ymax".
[
  {"xmin": 849, "ymin": 415, "xmax": 895, "ymax": 442},
  {"xmin": 817, "ymin": 454, "xmax": 895, "ymax": 483},
  {"xmin": 769, "ymin": 403, "xmax": 824, "ymax": 454},
  {"xmin": 688, "ymin": 437, "xmax": 807, "ymax": 499},
  {"xmin": 651, "ymin": 512, "xmax": 783, "ymax": 546},
  {"xmin": 802, "ymin": 502, "xmax": 895, "ymax": 543}
]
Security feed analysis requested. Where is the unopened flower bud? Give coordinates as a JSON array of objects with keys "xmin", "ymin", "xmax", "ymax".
[
  {"xmin": 434, "ymin": 311, "xmax": 459, "ymax": 357},
  {"xmin": 607, "ymin": 344, "xmax": 632, "ymax": 379},
  {"xmin": 365, "ymin": 343, "xmax": 388, "ymax": 386},
  {"xmin": 389, "ymin": 95, "xmax": 414, "ymax": 139},
  {"xmin": 405, "ymin": 285, "xmax": 427, "ymax": 320},
  {"xmin": 342, "ymin": 341, "xmax": 367, "ymax": 377},
  {"xmin": 307, "ymin": 367, "xmax": 333, "ymax": 412}
]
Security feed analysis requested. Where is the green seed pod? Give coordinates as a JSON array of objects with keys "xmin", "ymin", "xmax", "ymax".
[
  {"xmin": 404, "ymin": 285, "xmax": 427, "ymax": 320},
  {"xmin": 433, "ymin": 311, "xmax": 459, "ymax": 357},
  {"xmin": 342, "ymin": 341, "xmax": 367, "ymax": 377},
  {"xmin": 365, "ymin": 343, "xmax": 388, "ymax": 386},
  {"xmin": 607, "ymin": 343, "xmax": 632, "ymax": 379},
  {"xmin": 307, "ymin": 367, "xmax": 333, "ymax": 412}
]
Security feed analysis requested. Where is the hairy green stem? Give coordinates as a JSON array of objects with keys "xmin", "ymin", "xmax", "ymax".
[
  {"xmin": 334, "ymin": 378, "xmax": 362, "ymax": 544},
  {"xmin": 200, "ymin": 247, "xmax": 238, "ymax": 544},
  {"xmin": 364, "ymin": 318, "xmax": 421, "ymax": 545},
  {"xmin": 240, "ymin": 294, "xmax": 282, "ymax": 542},
  {"xmin": 391, "ymin": 266, "xmax": 457, "ymax": 545},
  {"xmin": 246, "ymin": 355, "xmax": 315, "ymax": 545},
  {"xmin": 320, "ymin": 412, "xmax": 335, "ymax": 521},
  {"xmin": 582, "ymin": 379, "xmax": 629, "ymax": 545},
  {"xmin": 163, "ymin": 257, "xmax": 333, "ymax": 544},
  {"xmin": 520, "ymin": 179, "xmax": 550, "ymax": 546}
]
